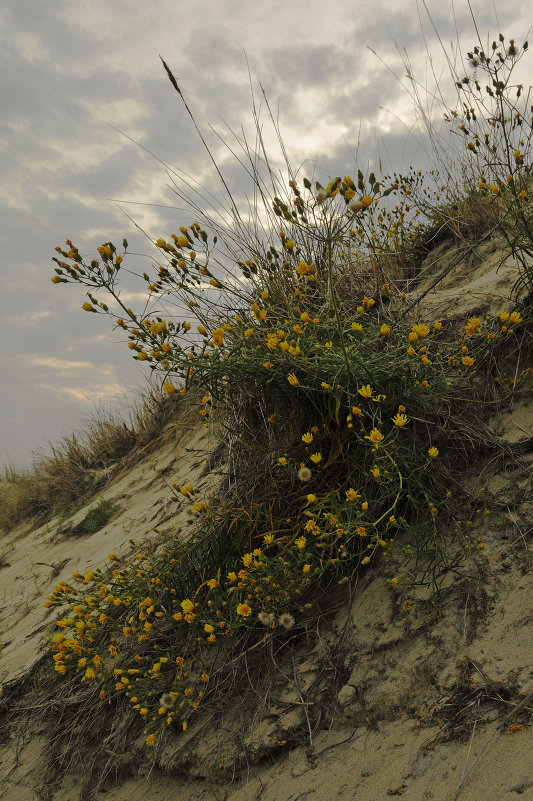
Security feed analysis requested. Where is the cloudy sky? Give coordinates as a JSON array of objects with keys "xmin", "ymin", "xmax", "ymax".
[{"xmin": 1, "ymin": 0, "xmax": 530, "ymax": 466}]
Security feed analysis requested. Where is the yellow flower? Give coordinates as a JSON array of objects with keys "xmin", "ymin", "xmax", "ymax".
[
  {"xmin": 345, "ymin": 488, "xmax": 360, "ymax": 501},
  {"xmin": 490, "ymin": 184, "xmax": 500, "ymax": 194},
  {"xmin": 51, "ymin": 275, "xmax": 62, "ymax": 284},
  {"xmin": 302, "ymin": 432, "xmax": 313, "ymax": 444},
  {"xmin": 296, "ymin": 260, "xmax": 311, "ymax": 276},
  {"xmin": 370, "ymin": 466, "xmax": 380, "ymax": 478},
  {"xmin": 236, "ymin": 603, "xmax": 252, "ymax": 617},
  {"xmin": 180, "ymin": 599, "xmax": 195, "ymax": 613},
  {"xmin": 433, "ymin": 321, "xmax": 443, "ymax": 331},
  {"xmin": 351, "ymin": 322, "xmax": 363, "ymax": 331},
  {"xmin": 407, "ymin": 346, "xmax": 416, "ymax": 357},
  {"xmin": 392, "ymin": 413, "xmax": 409, "ymax": 427},
  {"xmin": 362, "ymin": 296, "xmax": 375, "ymax": 307},
  {"xmin": 163, "ymin": 382, "xmax": 176, "ymax": 394},
  {"xmin": 278, "ymin": 456, "xmax": 288, "ymax": 465},
  {"xmin": 204, "ymin": 624, "xmax": 215, "ymax": 634},
  {"xmin": 306, "ymin": 494, "xmax": 317, "ymax": 504},
  {"xmin": 284, "ymin": 240, "xmax": 296, "ymax": 250},
  {"xmin": 263, "ymin": 534, "xmax": 275, "ymax": 545},
  {"xmin": 362, "ymin": 556, "xmax": 371, "ymax": 565},
  {"xmin": 295, "ymin": 536, "xmax": 307, "ymax": 549},
  {"xmin": 303, "ymin": 564, "xmax": 311, "ymax": 573},
  {"xmin": 287, "ymin": 373, "xmax": 299, "ymax": 386},
  {"xmin": 321, "ymin": 381, "xmax": 331, "ymax": 390},
  {"xmin": 206, "ymin": 578, "xmax": 218, "ymax": 590},
  {"xmin": 365, "ymin": 428, "xmax": 384, "ymax": 445},
  {"xmin": 82, "ymin": 302, "xmax": 94, "ymax": 312},
  {"xmin": 244, "ymin": 328, "xmax": 254, "ymax": 338},
  {"xmin": 263, "ymin": 361, "xmax": 272, "ymax": 368},
  {"xmin": 310, "ymin": 452, "xmax": 322, "ymax": 464},
  {"xmin": 358, "ymin": 384, "xmax": 373, "ymax": 398},
  {"xmin": 357, "ymin": 526, "xmax": 367, "ymax": 537},
  {"xmin": 462, "ymin": 356, "xmax": 475, "ymax": 366},
  {"xmin": 379, "ymin": 324, "xmax": 391, "ymax": 335},
  {"xmin": 465, "ymin": 317, "xmax": 482, "ymax": 335},
  {"xmin": 361, "ymin": 501, "xmax": 369, "ymax": 511},
  {"xmin": 510, "ymin": 311, "xmax": 522, "ymax": 324},
  {"xmin": 361, "ymin": 195, "xmax": 372, "ymax": 207},
  {"xmin": 412, "ymin": 323, "xmax": 430, "ymax": 338},
  {"xmin": 428, "ymin": 447, "xmax": 439, "ymax": 458}
]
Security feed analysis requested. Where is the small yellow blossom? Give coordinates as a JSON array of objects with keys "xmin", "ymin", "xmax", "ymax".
[
  {"xmin": 428, "ymin": 447, "xmax": 439, "ymax": 458},
  {"xmin": 358, "ymin": 384, "xmax": 373, "ymax": 398},
  {"xmin": 392, "ymin": 413, "xmax": 409, "ymax": 427},
  {"xmin": 345, "ymin": 488, "xmax": 360, "ymax": 501},
  {"xmin": 236, "ymin": 603, "xmax": 252, "ymax": 617},
  {"xmin": 302, "ymin": 432, "xmax": 313, "ymax": 444},
  {"xmin": 310, "ymin": 452, "xmax": 322, "ymax": 464},
  {"xmin": 278, "ymin": 456, "xmax": 288, "ymax": 465},
  {"xmin": 351, "ymin": 322, "xmax": 363, "ymax": 331},
  {"xmin": 365, "ymin": 428, "xmax": 384, "ymax": 445},
  {"xmin": 380, "ymin": 324, "xmax": 391, "ymax": 335},
  {"xmin": 370, "ymin": 465, "xmax": 380, "ymax": 478},
  {"xmin": 306, "ymin": 493, "xmax": 317, "ymax": 504},
  {"xmin": 295, "ymin": 536, "xmax": 307, "ymax": 549},
  {"xmin": 287, "ymin": 373, "xmax": 299, "ymax": 386}
]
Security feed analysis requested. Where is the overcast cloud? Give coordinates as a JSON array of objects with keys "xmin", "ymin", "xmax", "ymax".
[{"xmin": 1, "ymin": 0, "xmax": 530, "ymax": 465}]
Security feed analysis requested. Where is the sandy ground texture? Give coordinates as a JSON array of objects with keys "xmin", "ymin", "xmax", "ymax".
[{"xmin": 0, "ymin": 237, "xmax": 532, "ymax": 801}]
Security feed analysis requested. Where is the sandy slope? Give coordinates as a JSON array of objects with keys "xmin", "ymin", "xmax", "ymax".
[
  {"xmin": 0, "ymin": 238, "xmax": 531, "ymax": 801},
  {"xmin": 0, "ymin": 423, "xmax": 220, "ymax": 686}
]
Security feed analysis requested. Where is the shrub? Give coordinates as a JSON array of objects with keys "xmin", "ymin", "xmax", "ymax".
[{"xmin": 41, "ymin": 37, "xmax": 532, "ymax": 752}]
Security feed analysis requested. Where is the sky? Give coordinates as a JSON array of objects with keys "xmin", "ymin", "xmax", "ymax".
[{"xmin": 1, "ymin": 0, "xmax": 530, "ymax": 466}]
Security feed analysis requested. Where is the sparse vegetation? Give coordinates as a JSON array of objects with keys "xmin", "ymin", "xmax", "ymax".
[
  {"xmin": 0, "ymin": 389, "xmax": 190, "ymax": 531},
  {"xmin": 73, "ymin": 499, "xmax": 119, "ymax": 536}
]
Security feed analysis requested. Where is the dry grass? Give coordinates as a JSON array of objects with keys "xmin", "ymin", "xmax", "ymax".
[{"xmin": 0, "ymin": 387, "xmax": 191, "ymax": 532}]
